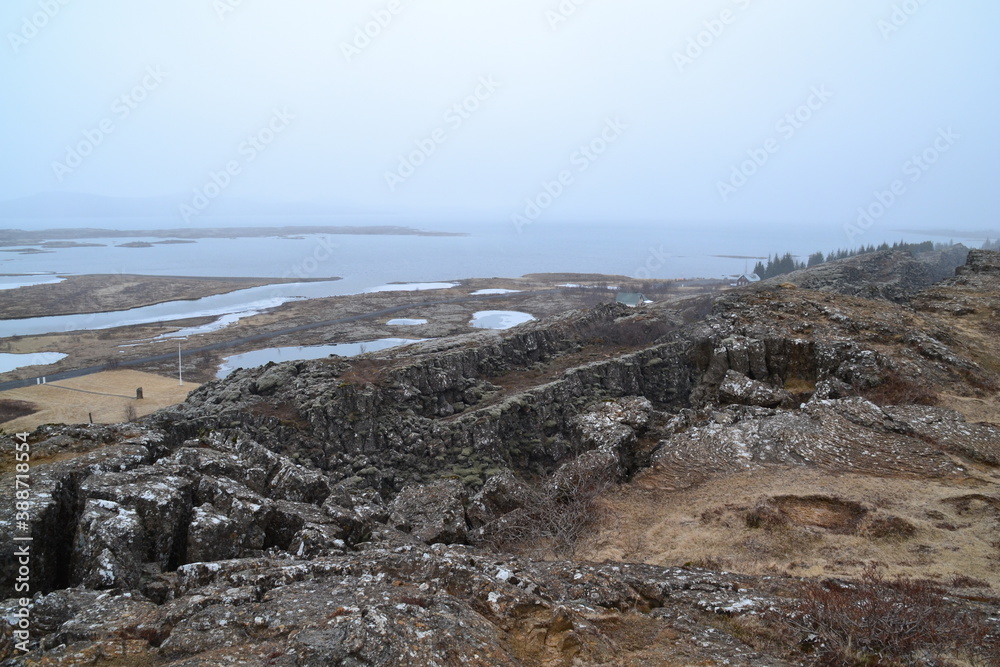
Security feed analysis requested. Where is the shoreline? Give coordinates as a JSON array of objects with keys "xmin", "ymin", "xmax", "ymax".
[{"xmin": 0, "ymin": 274, "xmax": 340, "ymax": 320}]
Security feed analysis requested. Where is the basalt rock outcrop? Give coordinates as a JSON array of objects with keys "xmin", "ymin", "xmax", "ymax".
[{"xmin": 2, "ymin": 249, "xmax": 999, "ymax": 665}]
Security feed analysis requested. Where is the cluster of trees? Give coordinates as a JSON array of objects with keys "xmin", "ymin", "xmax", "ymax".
[
  {"xmin": 982, "ymin": 238, "xmax": 1000, "ymax": 250},
  {"xmin": 753, "ymin": 240, "xmax": 943, "ymax": 280},
  {"xmin": 752, "ymin": 253, "xmax": 805, "ymax": 279}
]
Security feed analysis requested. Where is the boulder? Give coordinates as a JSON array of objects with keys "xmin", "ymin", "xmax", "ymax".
[
  {"xmin": 388, "ymin": 480, "xmax": 468, "ymax": 545},
  {"xmin": 718, "ymin": 370, "xmax": 792, "ymax": 408}
]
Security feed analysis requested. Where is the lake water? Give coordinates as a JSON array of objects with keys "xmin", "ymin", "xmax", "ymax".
[
  {"xmin": 0, "ymin": 352, "xmax": 67, "ymax": 373},
  {"xmin": 2, "ymin": 222, "xmax": 967, "ymax": 292},
  {"xmin": 216, "ymin": 338, "xmax": 424, "ymax": 378},
  {"xmin": 0, "ymin": 220, "xmax": 978, "ymax": 340},
  {"xmin": 0, "ymin": 280, "xmax": 346, "ymax": 337}
]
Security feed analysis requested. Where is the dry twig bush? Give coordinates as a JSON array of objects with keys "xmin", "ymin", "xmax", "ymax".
[
  {"xmin": 787, "ymin": 562, "xmax": 998, "ymax": 666},
  {"xmin": 482, "ymin": 471, "xmax": 612, "ymax": 559}
]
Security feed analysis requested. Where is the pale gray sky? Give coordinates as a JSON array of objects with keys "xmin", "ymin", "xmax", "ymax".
[{"xmin": 2, "ymin": 0, "xmax": 997, "ymax": 230}]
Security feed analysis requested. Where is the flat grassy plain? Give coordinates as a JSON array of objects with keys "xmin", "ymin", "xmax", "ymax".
[{"xmin": 0, "ymin": 370, "xmax": 197, "ymax": 432}]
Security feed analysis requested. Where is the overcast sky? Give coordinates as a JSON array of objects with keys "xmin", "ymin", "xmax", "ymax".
[{"xmin": 1, "ymin": 0, "xmax": 998, "ymax": 231}]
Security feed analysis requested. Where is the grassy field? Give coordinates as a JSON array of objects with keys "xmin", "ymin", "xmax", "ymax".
[
  {"xmin": 0, "ymin": 370, "xmax": 197, "ymax": 432},
  {"xmin": 581, "ymin": 466, "xmax": 1000, "ymax": 589}
]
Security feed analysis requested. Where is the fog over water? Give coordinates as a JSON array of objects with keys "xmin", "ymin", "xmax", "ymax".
[{"xmin": 2, "ymin": 2, "xmax": 997, "ymax": 241}]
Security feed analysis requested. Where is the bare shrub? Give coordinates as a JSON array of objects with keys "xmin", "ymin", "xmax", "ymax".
[
  {"xmin": 483, "ymin": 471, "xmax": 612, "ymax": 558},
  {"xmin": 859, "ymin": 515, "xmax": 917, "ymax": 541},
  {"xmin": 338, "ymin": 359, "xmax": 389, "ymax": 387},
  {"xmin": 745, "ymin": 504, "xmax": 788, "ymax": 530},
  {"xmin": 949, "ymin": 574, "xmax": 992, "ymax": 589},
  {"xmin": 0, "ymin": 399, "xmax": 38, "ymax": 423},
  {"xmin": 123, "ymin": 403, "xmax": 138, "ymax": 422},
  {"xmin": 789, "ymin": 562, "xmax": 997, "ymax": 665}
]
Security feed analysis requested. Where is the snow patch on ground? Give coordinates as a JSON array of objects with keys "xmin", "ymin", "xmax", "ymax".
[
  {"xmin": 386, "ymin": 318, "xmax": 428, "ymax": 326},
  {"xmin": 0, "ymin": 352, "xmax": 68, "ymax": 373},
  {"xmin": 363, "ymin": 282, "xmax": 457, "ymax": 293},
  {"xmin": 469, "ymin": 311, "xmax": 535, "ymax": 330}
]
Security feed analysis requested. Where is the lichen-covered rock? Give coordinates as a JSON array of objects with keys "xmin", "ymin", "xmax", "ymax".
[
  {"xmin": 719, "ymin": 370, "xmax": 793, "ymax": 408},
  {"xmin": 388, "ymin": 480, "xmax": 468, "ymax": 545},
  {"xmin": 78, "ymin": 466, "xmax": 194, "ymax": 572},
  {"xmin": 467, "ymin": 469, "xmax": 531, "ymax": 528},
  {"xmin": 71, "ymin": 499, "xmax": 146, "ymax": 589},
  {"xmin": 186, "ymin": 504, "xmax": 242, "ymax": 563}
]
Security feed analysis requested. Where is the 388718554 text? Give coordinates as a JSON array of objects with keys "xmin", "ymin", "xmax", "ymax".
[{"xmin": 11, "ymin": 431, "xmax": 33, "ymax": 653}]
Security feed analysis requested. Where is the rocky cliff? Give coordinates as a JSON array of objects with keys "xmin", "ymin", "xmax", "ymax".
[{"xmin": 2, "ymin": 249, "xmax": 998, "ymax": 665}]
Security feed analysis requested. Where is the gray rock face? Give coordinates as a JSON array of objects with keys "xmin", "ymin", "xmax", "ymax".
[
  {"xmin": 651, "ymin": 399, "xmax": 996, "ymax": 490},
  {"xmin": 2, "ymin": 544, "xmax": 795, "ymax": 666},
  {"xmin": 156, "ymin": 304, "xmax": 698, "ymax": 494},
  {"xmin": 467, "ymin": 469, "xmax": 531, "ymax": 529},
  {"xmin": 388, "ymin": 480, "xmax": 468, "ymax": 545},
  {"xmin": 78, "ymin": 466, "xmax": 194, "ymax": 573},
  {"xmin": 777, "ymin": 246, "xmax": 970, "ymax": 301},
  {"xmin": 957, "ymin": 248, "xmax": 1000, "ymax": 275},
  {"xmin": 71, "ymin": 499, "xmax": 146, "ymax": 590},
  {"xmin": 719, "ymin": 370, "xmax": 793, "ymax": 408}
]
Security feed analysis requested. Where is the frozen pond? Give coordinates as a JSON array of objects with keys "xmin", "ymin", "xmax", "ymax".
[
  {"xmin": 0, "ymin": 352, "xmax": 67, "ymax": 373},
  {"xmin": 0, "ymin": 275, "xmax": 65, "ymax": 290},
  {"xmin": 155, "ymin": 313, "xmax": 246, "ymax": 340},
  {"xmin": 469, "ymin": 311, "xmax": 535, "ymax": 330},
  {"xmin": 0, "ymin": 280, "xmax": 343, "ymax": 338},
  {"xmin": 217, "ymin": 338, "xmax": 424, "ymax": 378},
  {"xmin": 470, "ymin": 288, "xmax": 521, "ymax": 295},
  {"xmin": 386, "ymin": 318, "xmax": 428, "ymax": 325}
]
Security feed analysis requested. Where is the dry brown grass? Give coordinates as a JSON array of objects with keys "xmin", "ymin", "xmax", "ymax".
[
  {"xmin": 857, "ymin": 370, "xmax": 939, "ymax": 407},
  {"xmin": 579, "ymin": 466, "xmax": 1000, "ymax": 588},
  {"xmin": 337, "ymin": 359, "xmax": 390, "ymax": 386},
  {"xmin": 939, "ymin": 392, "xmax": 1000, "ymax": 425},
  {"xmin": 0, "ymin": 370, "xmax": 197, "ymax": 432}
]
